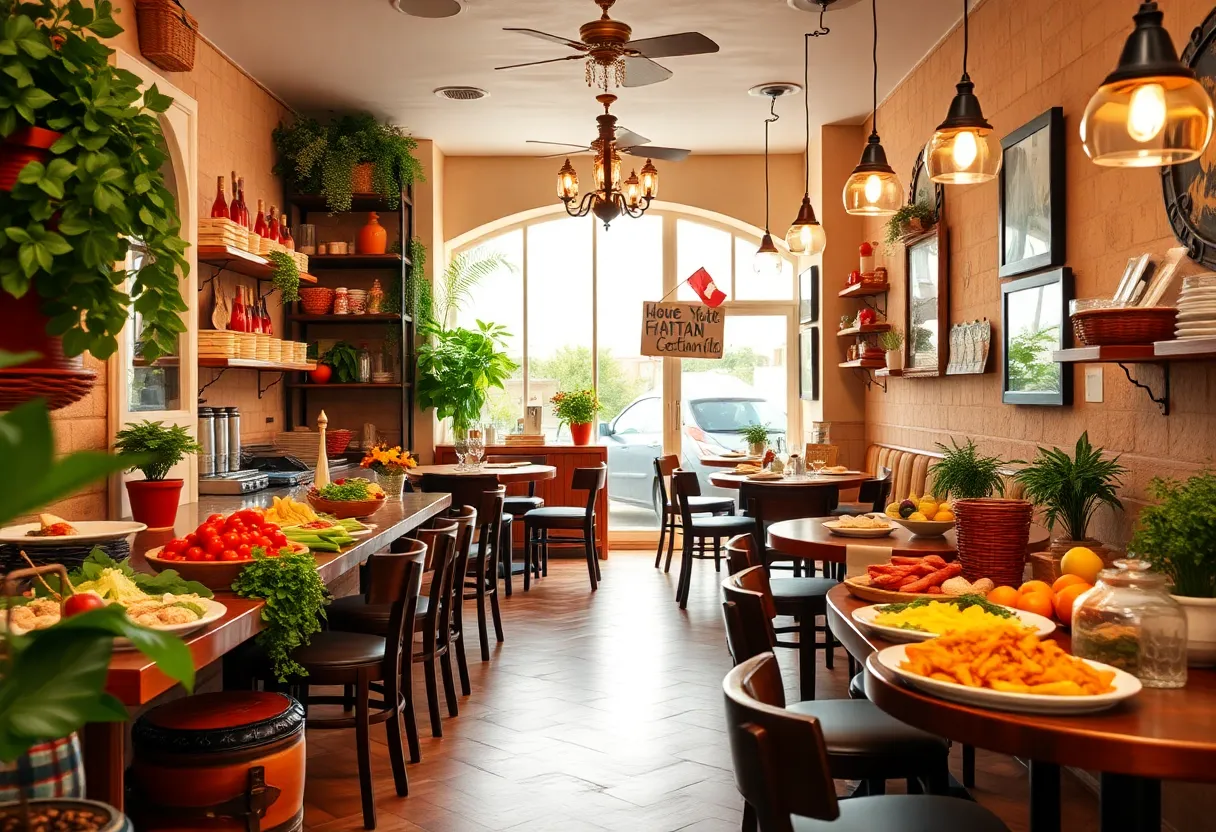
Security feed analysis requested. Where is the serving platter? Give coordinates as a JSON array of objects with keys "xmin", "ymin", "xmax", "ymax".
[
  {"xmin": 113, "ymin": 597, "xmax": 228, "ymax": 650},
  {"xmin": 852, "ymin": 603, "xmax": 1055, "ymax": 643},
  {"xmin": 822, "ymin": 519, "xmax": 894, "ymax": 538},
  {"xmin": 875, "ymin": 644, "xmax": 1141, "ymax": 714},
  {"xmin": 843, "ymin": 576, "xmax": 936, "ymax": 604},
  {"xmin": 0, "ymin": 521, "xmax": 147, "ymax": 545}
]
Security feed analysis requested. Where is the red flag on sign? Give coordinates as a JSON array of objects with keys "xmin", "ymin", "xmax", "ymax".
[{"xmin": 688, "ymin": 268, "xmax": 726, "ymax": 307}]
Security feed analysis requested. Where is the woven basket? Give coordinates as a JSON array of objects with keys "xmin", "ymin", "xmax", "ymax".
[
  {"xmin": 326, "ymin": 429, "xmax": 353, "ymax": 456},
  {"xmin": 299, "ymin": 287, "xmax": 334, "ymax": 315},
  {"xmin": 134, "ymin": 0, "xmax": 198, "ymax": 73},
  {"xmin": 952, "ymin": 498, "xmax": 1034, "ymax": 586},
  {"xmin": 1071, "ymin": 307, "xmax": 1177, "ymax": 345},
  {"xmin": 351, "ymin": 163, "xmax": 374, "ymax": 194}
]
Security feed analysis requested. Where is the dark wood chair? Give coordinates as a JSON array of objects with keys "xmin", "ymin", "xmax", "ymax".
[
  {"xmin": 723, "ymin": 653, "xmax": 1009, "ymax": 832},
  {"xmin": 832, "ymin": 466, "xmax": 894, "ymax": 517},
  {"xmin": 725, "ymin": 534, "xmax": 837, "ymax": 701},
  {"xmin": 434, "ymin": 506, "xmax": 477, "ymax": 699},
  {"xmin": 653, "ymin": 454, "xmax": 734, "ymax": 572},
  {"xmin": 484, "ymin": 455, "xmax": 546, "ymax": 593},
  {"xmin": 464, "ymin": 488, "xmax": 506, "ymax": 661},
  {"xmin": 738, "ymin": 480, "xmax": 839, "ymax": 580},
  {"xmin": 671, "ymin": 469, "xmax": 755, "ymax": 609},
  {"xmin": 412, "ymin": 520, "xmax": 465, "ymax": 734},
  {"xmin": 419, "ymin": 473, "xmax": 520, "ymax": 596},
  {"xmin": 523, "ymin": 464, "xmax": 606, "ymax": 591}
]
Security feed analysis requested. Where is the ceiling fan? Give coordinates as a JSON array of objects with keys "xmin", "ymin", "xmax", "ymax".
[
  {"xmin": 495, "ymin": 0, "xmax": 719, "ymax": 89},
  {"xmin": 527, "ymin": 114, "xmax": 691, "ymax": 163}
]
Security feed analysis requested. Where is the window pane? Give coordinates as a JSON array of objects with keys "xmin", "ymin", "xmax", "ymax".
[
  {"xmin": 676, "ymin": 219, "xmax": 732, "ymax": 301},
  {"xmin": 127, "ymin": 243, "xmax": 181, "ymax": 412},
  {"xmin": 454, "ymin": 230, "xmax": 524, "ymax": 432},
  {"xmin": 596, "ymin": 216, "xmax": 662, "ymax": 530},
  {"xmin": 527, "ymin": 217, "xmax": 593, "ymax": 441},
  {"xmin": 733, "ymin": 236, "xmax": 794, "ymax": 300}
]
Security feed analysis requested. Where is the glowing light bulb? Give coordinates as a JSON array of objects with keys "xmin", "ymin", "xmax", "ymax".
[
  {"xmin": 1127, "ymin": 83, "xmax": 1167, "ymax": 142},
  {"xmin": 863, "ymin": 174, "xmax": 882, "ymax": 204},
  {"xmin": 952, "ymin": 130, "xmax": 978, "ymax": 169}
]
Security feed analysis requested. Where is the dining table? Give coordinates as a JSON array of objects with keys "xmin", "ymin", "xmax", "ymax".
[
  {"xmin": 707, "ymin": 471, "xmax": 867, "ymax": 490},
  {"xmin": 826, "ymin": 583, "xmax": 1216, "ymax": 832},
  {"xmin": 698, "ymin": 454, "xmax": 763, "ymax": 468},
  {"xmin": 766, "ymin": 517, "xmax": 1050, "ymax": 563},
  {"xmin": 405, "ymin": 462, "xmax": 557, "ymax": 485}
]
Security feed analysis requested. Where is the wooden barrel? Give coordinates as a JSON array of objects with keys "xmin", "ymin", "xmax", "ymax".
[{"xmin": 130, "ymin": 691, "xmax": 305, "ymax": 831}]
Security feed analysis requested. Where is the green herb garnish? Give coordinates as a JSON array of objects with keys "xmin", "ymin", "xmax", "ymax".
[
  {"xmin": 318, "ymin": 479, "xmax": 373, "ymax": 501},
  {"xmin": 231, "ymin": 547, "xmax": 330, "ymax": 682},
  {"xmin": 877, "ymin": 594, "xmax": 1015, "ymax": 619}
]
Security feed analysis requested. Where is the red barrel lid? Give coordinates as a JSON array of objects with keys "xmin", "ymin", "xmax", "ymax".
[{"xmin": 133, "ymin": 691, "xmax": 304, "ymax": 754}]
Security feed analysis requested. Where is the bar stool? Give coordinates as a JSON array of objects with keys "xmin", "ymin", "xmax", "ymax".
[
  {"xmin": 523, "ymin": 464, "xmax": 606, "ymax": 591},
  {"xmin": 653, "ymin": 454, "xmax": 734, "ymax": 572},
  {"xmin": 670, "ymin": 469, "xmax": 754, "ymax": 609}
]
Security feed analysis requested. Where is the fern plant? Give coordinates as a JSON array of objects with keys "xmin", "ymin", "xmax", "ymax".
[
  {"xmin": 1014, "ymin": 432, "xmax": 1126, "ymax": 541},
  {"xmin": 929, "ymin": 439, "xmax": 1006, "ymax": 500},
  {"xmin": 432, "ymin": 249, "xmax": 516, "ymax": 329}
]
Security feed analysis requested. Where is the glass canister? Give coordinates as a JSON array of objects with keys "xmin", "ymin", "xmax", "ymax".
[
  {"xmin": 1071, "ymin": 559, "xmax": 1188, "ymax": 689},
  {"xmin": 333, "ymin": 287, "xmax": 349, "ymax": 315}
]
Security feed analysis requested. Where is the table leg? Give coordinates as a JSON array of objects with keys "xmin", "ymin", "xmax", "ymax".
[
  {"xmin": 82, "ymin": 721, "xmax": 124, "ymax": 810},
  {"xmin": 1028, "ymin": 760, "xmax": 1060, "ymax": 832},
  {"xmin": 1100, "ymin": 774, "xmax": 1161, "ymax": 832}
]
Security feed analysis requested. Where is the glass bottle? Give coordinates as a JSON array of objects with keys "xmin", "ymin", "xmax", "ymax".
[
  {"xmin": 228, "ymin": 285, "xmax": 247, "ymax": 332},
  {"xmin": 260, "ymin": 295, "xmax": 273, "ymax": 336},
  {"xmin": 279, "ymin": 212, "xmax": 294, "ymax": 249},
  {"xmin": 267, "ymin": 206, "xmax": 280, "ymax": 241},
  {"xmin": 356, "ymin": 343, "xmax": 372, "ymax": 383},
  {"xmin": 210, "ymin": 175, "xmax": 229, "ymax": 219},
  {"xmin": 228, "ymin": 170, "xmax": 239, "ymax": 218},
  {"xmin": 236, "ymin": 177, "xmax": 248, "ymax": 227},
  {"xmin": 253, "ymin": 200, "xmax": 268, "ymax": 238},
  {"xmin": 1072, "ymin": 559, "xmax": 1188, "ymax": 689}
]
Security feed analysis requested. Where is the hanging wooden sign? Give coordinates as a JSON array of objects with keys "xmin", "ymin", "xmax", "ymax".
[{"xmin": 640, "ymin": 301, "xmax": 724, "ymax": 358}]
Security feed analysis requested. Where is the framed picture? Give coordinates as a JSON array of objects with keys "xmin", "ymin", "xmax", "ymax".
[
  {"xmin": 798, "ymin": 265, "xmax": 819, "ymax": 324},
  {"xmin": 999, "ymin": 107, "xmax": 1065, "ymax": 278},
  {"xmin": 905, "ymin": 224, "xmax": 949, "ymax": 376},
  {"xmin": 799, "ymin": 325, "xmax": 819, "ymax": 401},
  {"xmin": 1001, "ymin": 267, "xmax": 1073, "ymax": 406}
]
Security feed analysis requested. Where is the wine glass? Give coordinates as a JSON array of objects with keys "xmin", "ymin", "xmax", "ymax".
[
  {"xmin": 453, "ymin": 433, "xmax": 469, "ymax": 471},
  {"xmin": 810, "ymin": 457, "xmax": 826, "ymax": 479},
  {"xmin": 467, "ymin": 429, "xmax": 485, "ymax": 470}
]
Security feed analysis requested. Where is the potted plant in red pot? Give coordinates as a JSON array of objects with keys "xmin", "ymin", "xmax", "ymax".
[
  {"xmin": 551, "ymin": 389, "xmax": 601, "ymax": 446},
  {"xmin": 114, "ymin": 421, "xmax": 202, "ymax": 529}
]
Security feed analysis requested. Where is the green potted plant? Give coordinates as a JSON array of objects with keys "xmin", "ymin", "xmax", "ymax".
[
  {"xmin": 1014, "ymin": 432, "xmax": 1126, "ymax": 570},
  {"xmin": 883, "ymin": 202, "xmax": 936, "ymax": 249},
  {"xmin": 272, "ymin": 113, "xmax": 424, "ymax": 214},
  {"xmin": 743, "ymin": 424, "xmax": 770, "ymax": 458},
  {"xmin": 878, "ymin": 327, "xmax": 904, "ymax": 371},
  {"xmin": 1130, "ymin": 471, "xmax": 1216, "ymax": 665},
  {"xmin": 416, "ymin": 321, "xmax": 518, "ymax": 438},
  {"xmin": 550, "ymin": 389, "xmax": 601, "ymax": 446},
  {"xmin": 114, "ymin": 420, "xmax": 202, "ymax": 529},
  {"xmin": 0, "ymin": 0, "xmax": 189, "ymax": 412},
  {"xmin": 929, "ymin": 439, "xmax": 1031, "ymax": 586}
]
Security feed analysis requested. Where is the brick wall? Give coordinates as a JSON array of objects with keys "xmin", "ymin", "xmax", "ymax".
[{"xmin": 858, "ymin": 0, "xmax": 1216, "ymax": 543}]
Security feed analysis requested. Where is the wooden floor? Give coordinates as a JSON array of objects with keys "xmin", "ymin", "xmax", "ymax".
[{"xmin": 302, "ymin": 551, "xmax": 1103, "ymax": 831}]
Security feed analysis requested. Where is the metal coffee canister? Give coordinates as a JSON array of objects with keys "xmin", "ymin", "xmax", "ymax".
[
  {"xmin": 226, "ymin": 406, "xmax": 241, "ymax": 472},
  {"xmin": 213, "ymin": 408, "xmax": 229, "ymax": 473},
  {"xmin": 197, "ymin": 407, "xmax": 216, "ymax": 476}
]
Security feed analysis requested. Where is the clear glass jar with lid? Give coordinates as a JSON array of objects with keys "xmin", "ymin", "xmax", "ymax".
[{"xmin": 1071, "ymin": 559, "xmax": 1188, "ymax": 689}]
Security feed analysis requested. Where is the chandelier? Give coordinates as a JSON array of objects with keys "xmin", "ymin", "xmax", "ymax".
[{"xmin": 556, "ymin": 94, "xmax": 659, "ymax": 228}]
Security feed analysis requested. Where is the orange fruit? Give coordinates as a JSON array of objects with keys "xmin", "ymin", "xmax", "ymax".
[
  {"xmin": 987, "ymin": 586, "xmax": 1020, "ymax": 607},
  {"xmin": 1017, "ymin": 591, "xmax": 1055, "ymax": 619},
  {"xmin": 1054, "ymin": 584, "xmax": 1091, "ymax": 627},
  {"xmin": 1052, "ymin": 574, "xmax": 1088, "ymax": 594},
  {"xmin": 1018, "ymin": 580, "xmax": 1055, "ymax": 600}
]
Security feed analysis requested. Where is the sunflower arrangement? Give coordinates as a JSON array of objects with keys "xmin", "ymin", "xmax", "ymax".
[{"xmin": 359, "ymin": 444, "xmax": 417, "ymax": 476}]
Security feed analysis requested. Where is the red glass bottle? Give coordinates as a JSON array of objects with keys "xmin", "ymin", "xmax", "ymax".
[
  {"xmin": 236, "ymin": 178, "xmax": 249, "ymax": 227},
  {"xmin": 267, "ymin": 206, "xmax": 280, "ymax": 241},
  {"xmin": 210, "ymin": 175, "xmax": 229, "ymax": 219},
  {"xmin": 280, "ymin": 218, "xmax": 294, "ymax": 250},
  {"xmin": 253, "ymin": 199, "xmax": 267, "ymax": 238},
  {"xmin": 228, "ymin": 285, "xmax": 247, "ymax": 332},
  {"xmin": 261, "ymin": 296, "xmax": 273, "ymax": 336}
]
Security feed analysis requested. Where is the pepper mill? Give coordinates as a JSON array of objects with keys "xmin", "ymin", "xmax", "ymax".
[{"xmin": 315, "ymin": 410, "xmax": 330, "ymax": 488}]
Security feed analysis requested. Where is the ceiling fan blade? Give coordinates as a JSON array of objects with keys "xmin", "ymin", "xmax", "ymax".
[
  {"xmin": 526, "ymin": 140, "xmax": 593, "ymax": 150},
  {"xmin": 626, "ymin": 32, "xmax": 719, "ymax": 59},
  {"xmin": 495, "ymin": 54, "xmax": 585, "ymax": 71},
  {"xmin": 622, "ymin": 145, "xmax": 690, "ymax": 162},
  {"xmin": 621, "ymin": 56, "xmax": 673, "ymax": 88},
  {"xmin": 503, "ymin": 27, "xmax": 587, "ymax": 51},
  {"xmin": 615, "ymin": 127, "xmax": 650, "ymax": 148}
]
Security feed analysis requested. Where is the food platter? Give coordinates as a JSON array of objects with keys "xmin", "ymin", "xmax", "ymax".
[
  {"xmin": 144, "ymin": 541, "xmax": 309, "ymax": 589},
  {"xmin": 851, "ymin": 603, "xmax": 1055, "ymax": 643},
  {"xmin": 875, "ymin": 644, "xmax": 1141, "ymax": 714},
  {"xmin": 843, "ymin": 576, "xmax": 935, "ymax": 604},
  {"xmin": 112, "ymin": 597, "xmax": 228, "ymax": 650},
  {"xmin": 822, "ymin": 519, "xmax": 894, "ymax": 538},
  {"xmin": 0, "ymin": 521, "xmax": 147, "ymax": 545}
]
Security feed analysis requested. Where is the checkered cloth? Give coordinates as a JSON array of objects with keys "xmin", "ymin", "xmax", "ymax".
[{"xmin": 0, "ymin": 734, "xmax": 85, "ymax": 803}]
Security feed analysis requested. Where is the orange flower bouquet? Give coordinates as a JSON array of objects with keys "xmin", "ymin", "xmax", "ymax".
[{"xmin": 359, "ymin": 445, "xmax": 416, "ymax": 500}]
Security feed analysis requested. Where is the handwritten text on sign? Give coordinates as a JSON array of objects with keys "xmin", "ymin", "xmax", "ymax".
[{"xmin": 640, "ymin": 302, "xmax": 724, "ymax": 358}]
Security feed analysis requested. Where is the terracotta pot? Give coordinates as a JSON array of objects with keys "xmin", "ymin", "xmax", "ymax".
[
  {"xmin": 351, "ymin": 162, "xmax": 374, "ymax": 194},
  {"xmin": 0, "ymin": 126, "xmax": 62, "ymax": 192},
  {"xmin": 0, "ymin": 289, "xmax": 96, "ymax": 411},
  {"xmin": 126, "ymin": 479, "xmax": 184, "ymax": 529},
  {"xmin": 357, "ymin": 211, "xmax": 387, "ymax": 255},
  {"xmin": 569, "ymin": 421, "xmax": 594, "ymax": 446},
  {"xmin": 952, "ymin": 498, "xmax": 1034, "ymax": 586}
]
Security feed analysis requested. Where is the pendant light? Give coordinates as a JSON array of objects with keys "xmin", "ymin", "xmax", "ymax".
[
  {"xmin": 786, "ymin": 26, "xmax": 829, "ymax": 256},
  {"xmin": 924, "ymin": 0, "xmax": 1001, "ymax": 184},
  {"xmin": 1080, "ymin": 1, "xmax": 1213, "ymax": 167},
  {"xmin": 755, "ymin": 90, "xmax": 784, "ymax": 278},
  {"xmin": 842, "ymin": 0, "xmax": 902, "ymax": 216}
]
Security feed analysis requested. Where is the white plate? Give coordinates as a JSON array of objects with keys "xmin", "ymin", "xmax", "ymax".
[
  {"xmin": 1176, "ymin": 309, "xmax": 1216, "ymax": 320},
  {"xmin": 822, "ymin": 519, "xmax": 894, "ymax": 538},
  {"xmin": 113, "ymin": 597, "xmax": 228, "ymax": 650},
  {"xmin": 0, "ymin": 521, "xmax": 147, "ymax": 546},
  {"xmin": 1175, "ymin": 325, "xmax": 1216, "ymax": 335},
  {"xmin": 874, "ymin": 644, "xmax": 1141, "ymax": 714},
  {"xmin": 852, "ymin": 603, "xmax": 1055, "ymax": 643}
]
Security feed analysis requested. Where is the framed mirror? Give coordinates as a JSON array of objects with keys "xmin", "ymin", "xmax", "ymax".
[
  {"xmin": 904, "ymin": 225, "xmax": 948, "ymax": 376},
  {"xmin": 909, "ymin": 149, "xmax": 944, "ymax": 222}
]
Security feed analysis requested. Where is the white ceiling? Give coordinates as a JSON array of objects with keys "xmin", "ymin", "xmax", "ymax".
[{"xmin": 190, "ymin": 0, "xmax": 963, "ymax": 156}]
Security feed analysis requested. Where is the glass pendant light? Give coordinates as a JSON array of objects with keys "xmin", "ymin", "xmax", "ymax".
[
  {"xmin": 925, "ymin": 0, "xmax": 1002, "ymax": 184},
  {"xmin": 786, "ymin": 31, "xmax": 827, "ymax": 256},
  {"xmin": 755, "ymin": 92, "xmax": 786, "ymax": 278},
  {"xmin": 843, "ymin": 0, "xmax": 902, "ymax": 216},
  {"xmin": 557, "ymin": 158, "xmax": 579, "ymax": 202},
  {"xmin": 1081, "ymin": 1, "xmax": 1213, "ymax": 167}
]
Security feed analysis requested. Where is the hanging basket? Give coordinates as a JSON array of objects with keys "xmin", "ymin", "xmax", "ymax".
[
  {"xmin": 0, "ymin": 291, "xmax": 96, "ymax": 411},
  {"xmin": 134, "ymin": 0, "xmax": 198, "ymax": 73}
]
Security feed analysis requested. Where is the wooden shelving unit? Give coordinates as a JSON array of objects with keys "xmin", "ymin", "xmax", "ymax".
[
  {"xmin": 875, "ymin": 367, "xmax": 939, "ymax": 379},
  {"xmin": 286, "ymin": 382, "xmax": 405, "ymax": 390},
  {"xmin": 838, "ymin": 282, "xmax": 890, "ymax": 299},
  {"xmin": 199, "ymin": 357, "xmax": 316, "ymax": 371},
  {"xmin": 837, "ymin": 323, "xmax": 892, "ymax": 337},
  {"xmin": 288, "ymin": 192, "xmax": 411, "ymax": 213},
  {"xmin": 306, "ymin": 254, "xmax": 407, "ymax": 270},
  {"xmin": 1051, "ymin": 338, "xmax": 1216, "ymax": 415},
  {"xmin": 197, "ymin": 245, "xmax": 318, "ymax": 285},
  {"xmin": 286, "ymin": 313, "xmax": 404, "ymax": 325}
]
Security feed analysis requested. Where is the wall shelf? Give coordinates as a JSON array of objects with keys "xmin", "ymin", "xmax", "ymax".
[
  {"xmin": 1051, "ymin": 342, "xmax": 1185, "ymax": 416},
  {"xmin": 286, "ymin": 313, "xmax": 406, "ymax": 324},
  {"xmin": 199, "ymin": 357, "xmax": 316, "ymax": 371},
  {"xmin": 197, "ymin": 245, "xmax": 318, "ymax": 285},
  {"xmin": 289, "ymin": 193, "xmax": 412, "ymax": 213},
  {"xmin": 837, "ymin": 323, "xmax": 892, "ymax": 337},
  {"xmin": 285, "ymin": 382, "xmax": 405, "ymax": 390},
  {"xmin": 306, "ymin": 254, "xmax": 406, "ymax": 270},
  {"xmin": 838, "ymin": 282, "xmax": 889, "ymax": 298},
  {"xmin": 840, "ymin": 358, "xmax": 887, "ymax": 392}
]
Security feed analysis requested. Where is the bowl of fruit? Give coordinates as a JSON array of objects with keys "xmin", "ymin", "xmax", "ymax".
[
  {"xmin": 144, "ymin": 509, "xmax": 303, "ymax": 589},
  {"xmin": 886, "ymin": 495, "xmax": 956, "ymax": 537},
  {"xmin": 306, "ymin": 477, "xmax": 386, "ymax": 519}
]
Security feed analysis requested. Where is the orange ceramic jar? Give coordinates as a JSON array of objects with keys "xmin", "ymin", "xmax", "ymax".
[{"xmin": 357, "ymin": 211, "xmax": 387, "ymax": 255}]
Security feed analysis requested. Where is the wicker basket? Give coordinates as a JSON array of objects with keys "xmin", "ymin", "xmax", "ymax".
[
  {"xmin": 952, "ymin": 498, "xmax": 1034, "ymax": 586},
  {"xmin": 1071, "ymin": 307, "xmax": 1178, "ymax": 345},
  {"xmin": 326, "ymin": 429, "xmax": 353, "ymax": 456},
  {"xmin": 134, "ymin": 0, "xmax": 198, "ymax": 73},
  {"xmin": 299, "ymin": 287, "xmax": 334, "ymax": 315}
]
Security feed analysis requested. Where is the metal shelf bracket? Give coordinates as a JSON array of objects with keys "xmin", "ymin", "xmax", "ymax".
[
  {"xmin": 853, "ymin": 367, "xmax": 887, "ymax": 393},
  {"xmin": 1117, "ymin": 362, "xmax": 1170, "ymax": 416}
]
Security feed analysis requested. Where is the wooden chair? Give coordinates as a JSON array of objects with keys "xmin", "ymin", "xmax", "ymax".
[
  {"xmin": 832, "ymin": 466, "xmax": 893, "ymax": 517},
  {"xmin": 412, "ymin": 520, "xmax": 464, "ymax": 734},
  {"xmin": 433, "ymin": 507, "xmax": 477, "ymax": 699},
  {"xmin": 419, "ymin": 473, "xmax": 520, "ymax": 596},
  {"xmin": 464, "ymin": 488, "xmax": 506, "ymax": 661},
  {"xmin": 653, "ymin": 454, "xmax": 735, "ymax": 572},
  {"xmin": 484, "ymin": 455, "xmax": 546, "ymax": 592},
  {"xmin": 724, "ymin": 534, "xmax": 837, "ymax": 701},
  {"xmin": 671, "ymin": 469, "xmax": 755, "ymax": 609},
  {"xmin": 802, "ymin": 443, "xmax": 839, "ymax": 468},
  {"xmin": 738, "ymin": 480, "xmax": 840, "ymax": 579},
  {"xmin": 723, "ymin": 653, "xmax": 1008, "ymax": 832},
  {"xmin": 524, "ymin": 464, "xmax": 606, "ymax": 590}
]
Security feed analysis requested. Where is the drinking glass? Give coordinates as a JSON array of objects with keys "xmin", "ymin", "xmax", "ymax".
[
  {"xmin": 810, "ymin": 457, "xmax": 826, "ymax": 478},
  {"xmin": 453, "ymin": 434, "xmax": 469, "ymax": 471},
  {"xmin": 467, "ymin": 429, "xmax": 485, "ymax": 470}
]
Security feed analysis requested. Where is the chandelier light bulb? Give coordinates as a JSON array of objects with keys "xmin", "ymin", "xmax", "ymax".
[
  {"xmin": 1128, "ymin": 82, "xmax": 1168, "ymax": 141},
  {"xmin": 623, "ymin": 170, "xmax": 642, "ymax": 209},
  {"xmin": 640, "ymin": 159, "xmax": 659, "ymax": 199},
  {"xmin": 952, "ymin": 130, "xmax": 979, "ymax": 168},
  {"xmin": 557, "ymin": 159, "xmax": 579, "ymax": 202},
  {"xmin": 863, "ymin": 174, "xmax": 882, "ymax": 204}
]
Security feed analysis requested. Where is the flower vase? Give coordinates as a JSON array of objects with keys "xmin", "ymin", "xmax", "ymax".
[
  {"xmin": 569, "ymin": 421, "xmax": 593, "ymax": 445},
  {"xmin": 377, "ymin": 469, "xmax": 407, "ymax": 501}
]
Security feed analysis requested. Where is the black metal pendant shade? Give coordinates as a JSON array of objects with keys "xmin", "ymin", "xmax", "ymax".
[
  {"xmin": 1104, "ymin": 1, "xmax": 1194, "ymax": 84},
  {"xmin": 852, "ymin": 132, "xmax": 896, "ymax": 175},
  {"xmin": 935, "ymin": 75, "xmax": 994, "ymax": 131}
]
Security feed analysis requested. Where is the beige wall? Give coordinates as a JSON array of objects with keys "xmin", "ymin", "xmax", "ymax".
[{"xmin": 856, "ymin": 0, "xmax": 1216, "ymax": 543}]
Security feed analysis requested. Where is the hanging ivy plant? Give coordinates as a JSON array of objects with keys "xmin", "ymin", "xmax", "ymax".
[
  {"xmin": 0, "ymin": 0, "xmax": 189, "ymax": 361},
  {"xmin": 266, "ymin": 250, "xmax": 300, "ymax": 303}
]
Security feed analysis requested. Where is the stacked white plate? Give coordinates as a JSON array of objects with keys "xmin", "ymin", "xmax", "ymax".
[{"xmin": 1176, "ymin": 273, "xmax": 1216, "ymax": 339}]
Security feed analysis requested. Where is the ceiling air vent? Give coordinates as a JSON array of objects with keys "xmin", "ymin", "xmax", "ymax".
[
  {"xmin": 434, "ymin": 86, "xmax": 489, "ymax": 102},
  {"xmin": 390, "ymin": 0, "xmax": 464, "ymax": 18}
]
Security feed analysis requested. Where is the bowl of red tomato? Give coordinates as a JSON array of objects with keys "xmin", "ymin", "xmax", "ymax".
[{"xmin": 144, "ymin": 509, "xmax": 306, "ymax": 589}]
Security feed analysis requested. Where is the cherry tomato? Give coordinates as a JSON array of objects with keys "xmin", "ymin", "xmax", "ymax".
[
  {"xmin": 221, "ymin": 531, "xmax": 242, "ymax": 548},
  {"xmin": 206, "ymin": 513, "xmax": 225, "ymax": 525},
  {"xmin": 202, "ymin": 537, "xmax": 223, "ymax": 556},
  {"xmin": 163, "ymin": 538, "xmax": 187, "ymax": 554},
  {"xmin": 185, "ymin": 546, "xmax": 205, "ymax": 562},
  {"xmin": 220, "ymin": 549, "xmax": 242, "ymax": 561},
  {"xmin": 64, "ymin": 593, "xmax": 106, "ymax": 617},
  {"xmin": 203, "ymin": 551, "xmax": 218, "ymax": 561},
  {"xmin": 235, "ymin": 508, "xmax": 264, "ymax": 527},
  {"xmin": 262, "ymin": 521, "xmax": 280, "ymax": 533},
  {"xmin": 237, "ymin": 543, "xmax": 252, "ymax": 558},
  {"xmin": 269, "ymin": 531, "xmax": 288, "ymax": 548},
  {"xmin": 256, "ymin": 535, "xmax": 273, "ymax": 550},
  {"xmin": 185, "ymin": 532, "xmax": 199, "ymax": 546}
]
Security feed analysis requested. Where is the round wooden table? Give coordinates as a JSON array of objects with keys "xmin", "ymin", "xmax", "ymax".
[
  {"xmin": 826, "ymin": 584, "xmax": 1216, "ymax": 832},
  {"xmin": 707, "ymin": 471, "xmax": 866, "ymax": 490},
  {"xmin": 699, "ymin": 454, "xmax": 763, "ymax": 468},
  {"xmin": 766, "ymin": 517, "xmax": 1049, "ymax": 562},
  {"xmin": 405, "ymin": 463, "xmax": 556, "ymax": 485}
]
